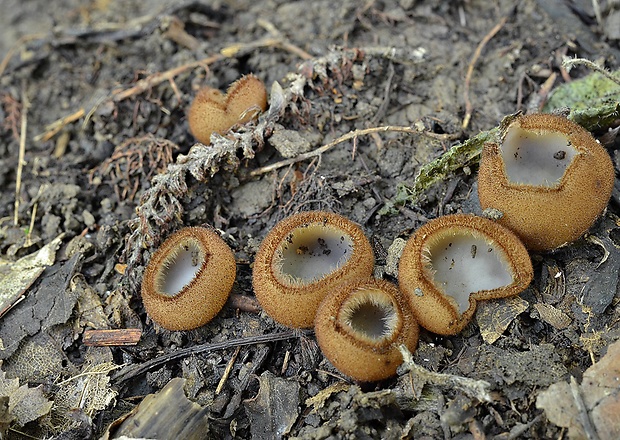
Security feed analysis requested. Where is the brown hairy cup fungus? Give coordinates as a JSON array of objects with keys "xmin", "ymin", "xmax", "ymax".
[
  {"xmin": 398, "ymin": 214, "xmax": 533, "ymax": 335},
  {"xmin": 188, "ymin": 74, "xmax": 268, "ymax": 145},
  {"xmin": 478, "ymin": 113, "xmax": 615, "ymax": 251},
  {"xmin": 315, "ymin": 278, "xmax": 419, "ymax": 382},
  {"xmin": 141, "ymin": 227, "xmax": 236, "ymax": 331},
  {"xmin": 252, "ymin": 211, "xmax": 374, "ymax": 328}
]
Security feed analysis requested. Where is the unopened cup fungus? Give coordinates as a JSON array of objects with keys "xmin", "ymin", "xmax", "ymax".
[
  {"xmin": 477, "ymin": 113, "xmax": 615, "ymax": 251},
  {"xmin": 188, "ymin": 74, "xmax": 268, "ymax": 145},
  {"xmin": 314, "ymin": 278, "xmax": 419, "ymax": 382},
  {"xmin": 141, "ymin": 227, "xmax": 236, "ymax": 331},
  {"xmin": 398, "ymin": 214, "xmax": 533, "ymax": 336},
  {"xmin": 252, "ymin": 211, "xmax": 374, "ymax": 328}
]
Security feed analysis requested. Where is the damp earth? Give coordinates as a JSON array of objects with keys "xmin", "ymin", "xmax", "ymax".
[{"xmin": 0, "ymin": 0, "xmax": 619, "ymax": 439}]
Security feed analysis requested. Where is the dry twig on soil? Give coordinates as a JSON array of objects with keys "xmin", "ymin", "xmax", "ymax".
[
  {"xmin": 462, "ymin": 16, "xmax": 508, "ymax": 129},
  {"xmin": 13, "ymin": 86, "xmax": 29, "ymax": 227},
  {"xmin": 250, "ymin": 125, "xmax": 461, "ymax": 177},
  {"xmin": 112, "ymin": 330, "xmax": 309, "ymax": 384},
  {"xmin": 398, "ymin": 345, "xmax": 493, "ymax": 403},
  {"xmin": 83, "ymin": 329, "xmax": 142, "ymax": 347}
]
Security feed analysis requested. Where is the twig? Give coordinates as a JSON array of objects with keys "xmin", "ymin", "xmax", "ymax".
[
  {"xmin": 570, "ymin": 376, "xmax": 600, "ymax": 440},
  {"xmin": 0, "ymin": 33, "xmax": 46, "ymax": 79},
  {"xmin": 220, "ymin": 37, "xmax": 310, "ymax": 60},
  {"xmin": 281, "ymin": 350, "xmax": 291, "ymax": 376},
  {"xmin": 250, "ymin": 125, "xmax": 460, "ymax": 177},
  {"xmin": 56, "ymin": 363, "xmax": 122, "ymax": 387},
  {"xmin": 562, "ymin": 57, "xmax": 620, "ymax": 87},
  {"xmin": 35, "ymin": 35, "xmax": 313, "ymax": 142},
  {"xmin": 83, "ymin": 329, "xmax": 142, "ymax": 346},
  {"xmin": 35, "ymin": 54, "xmax": 213, "ymax": 141},
  {"xmin": 256, "ymin": 18, "xmax": 313, "ymax": 60},
  {"xmin": 112, "ymin": 55, "xmax": 222, "ymax": 102},
  {"xmin": 398, "ymin": 345, "xmax": 493, "ymax": 403},
  {"xmin": 34, "ymin": 108, "xmax": 85, "ymax": 143},
  {"xmin": 14, "ymin": 85, "xmax": 29, "ymax": 226},
  {"xmin": 112, "ymin": 330, "xmax": 308, "ymax": 384},
  {"xmin": 462, "ymin": 16, "xmax": 508, "ymax": 129},
  {"xmin": 115, "ymin": 36, "xmax": 311, "ymax": 104},
  {"xmin": 216, "ymin": 346, "xmax": 241, "ymax": 395},
  {"xmin": 26, "ymin": 201, "xmax": 37, "ymax": 247}
]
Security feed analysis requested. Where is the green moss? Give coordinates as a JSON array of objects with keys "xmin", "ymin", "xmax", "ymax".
[
  {"xmin": 545, "ymin": 70, "xmax": 620, "ymax": 132},
  {"xmin": 379, "ymin": 128, "xmax": 498, "ymax": 215},
  {"xmin": 544, "ymin": 71, "xmax": 619, "ymax": 112}
]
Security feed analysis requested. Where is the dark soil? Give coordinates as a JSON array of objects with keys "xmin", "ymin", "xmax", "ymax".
[{"xmin": 1, "ymin": 0, "xmax": 619, "ymax": 439}]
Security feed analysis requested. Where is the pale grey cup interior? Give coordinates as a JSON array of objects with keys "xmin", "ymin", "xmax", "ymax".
[
  {"xmin": 160, "ymin": 240, "xmax": 203, "ymax": 296},
  {"xmin": 501, "ymin": 126, "xmax": 577, "ymax": 187},
  {"xmin": 427, "ymin": 234, "xmax": 513, "ymax": 313},
  {"xmin": 276, "ymin": 224, "xmax": 354, "ymax": 284}
]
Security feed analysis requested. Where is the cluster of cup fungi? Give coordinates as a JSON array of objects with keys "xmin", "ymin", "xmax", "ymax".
[{"xmin": 139, "ymin": 76, "xmax": 615, "ymax": 382}]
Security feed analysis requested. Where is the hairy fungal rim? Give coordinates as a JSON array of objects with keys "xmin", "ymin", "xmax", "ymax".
[
  {"xmin": 252, "ymin": 211, "xmax": 374, "ymax": 328},
  {"xmin": 398, "ymin": 214, "xmax": 533, "ymax": 336},
  {"xmin": 315, "ymin": 278, "xmax": 419, "ymax": 382},
  {"xmin": 478, "ymin": 113, "xmax": 615, "ymax": 250},
  {"xmin": 336, "ymin": 286, "xmax": 403, "ymax": 348},
  {"xmin": 141, "ymin": 227, "xmax": 236, "ymax": 331}
]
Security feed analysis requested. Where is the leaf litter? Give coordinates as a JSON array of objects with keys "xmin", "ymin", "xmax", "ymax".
[{"xmin": 0, "ymin": 0, "xmax": 618, "ymax": 438}]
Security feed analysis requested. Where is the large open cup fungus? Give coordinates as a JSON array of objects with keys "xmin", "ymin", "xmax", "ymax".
[
  {"xmin": 314, "ymin": 278, "xmax": 419, "ymax": 382},
  {"xmin": 398, "ymin": 214, "xmax": 533, "ymax": 335},
  {"xmin": 252, "ymin": 211, "xmax": 374, "ymax": 328},
  {"xmin": 477, "ymin": 113, "xmax": 615, "ymax": 251},
  {"xmin": 141, "ymin": 227, "xmax": 236, "ymax": 331}
]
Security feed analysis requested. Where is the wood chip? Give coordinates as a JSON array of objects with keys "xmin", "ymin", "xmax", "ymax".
[
  {"xmin": 534, "ymin": 303, "xmax": 572, "ymax": 330},
  {"xmin": 83, "ymin": 329, "xmax": 141, "ymax": 346}
]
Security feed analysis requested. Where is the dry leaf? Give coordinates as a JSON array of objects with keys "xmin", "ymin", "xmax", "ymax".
[
  {"xmin": 3, "ymin": 332, "xmax": 73, "ymax": 383},
  {"xmin": 536, "ymin": 339, "xmax": 620, "ymax": 439},
  {"xmin": 534, "ymin": 303, "xmax": 572, "ymax": 329},
  {"xmin": 0, "ymin": 252, "xmax": 80, "ymax": 360},
  {"xmin": 0, "ymin": 233, "xmax": 64, "ymax": 318},
  {"xmin": 476, "ymin": 296, "xmax": 529, "ymax": 344},
  {"xmin": 53, "ymin": 354, "xmax": 118, "ymax": 433},
  {"xmin": 244, "ymin": 370, "xmax": 300, "ymax": 439},
  {"xmin": 0, "ymin": 363, "xmax": 53, "ymax": 427}
]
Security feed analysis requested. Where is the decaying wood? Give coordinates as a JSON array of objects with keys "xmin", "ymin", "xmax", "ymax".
[{"xmin": 83, "ymin": 329, "xmax": 142, "ymax": 347}]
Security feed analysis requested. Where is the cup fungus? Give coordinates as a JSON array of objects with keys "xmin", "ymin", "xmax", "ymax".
[
  {"xmin": 252, "ymin": 211, "xmax": 374, "ymax": 328},
  {"xmin": 478, "ymin": 113, "xmax": 615, "ymax": 251},
  {"xmin": 398, "ymin": 214, "xmax": 533, "ymax": 335},
  {"xmin": 141, "ymin": 226, "xmax": 236, "ymax": 331},
  {"xmin": 314, "ymin": 278, "xmax": 419, "ymax": 382},
  {"xmin": 188, "ymin": 74, "xmax": 268, "ymax": 145}
]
